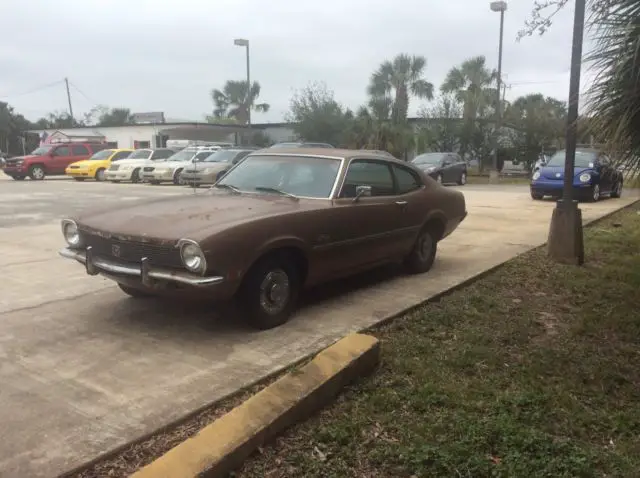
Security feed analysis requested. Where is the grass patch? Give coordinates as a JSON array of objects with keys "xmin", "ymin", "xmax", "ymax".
[{"xmin": 237, "ymin": 203, "xmax": 640, "ymax": 478}]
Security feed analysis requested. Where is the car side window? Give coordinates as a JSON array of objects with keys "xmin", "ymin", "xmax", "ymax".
[
  {"xmin": 339, "ymin": 160, "xmax": 395, "ymax": 198},
  {"xmin": 152, "ymin": 149, "xmax": 172, "ymax": 159},
  {"xmin": 393, "ymin": 165, "xmax": 422, "ymax": 194},
  {"xmin": 71, "ymin": 145, "xmax": 89, "ymax": 155},
  {"xmin": 53, "ymin": 146, "xmax": 70, "ymax": 156},
  {"xmin": 112, "ymin": 151, "xmax": 132, "ymax": 161}
]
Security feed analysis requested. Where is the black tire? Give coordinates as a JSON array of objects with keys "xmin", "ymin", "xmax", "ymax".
[
  {"xmin": 238, "ymin": 254, "xmax": 301, "ymax": 330},
  {"xmin": 117, "ymin": 283, "xmax": 152, "ymax": 298},
  {"xmin": 590, "ymin": 184, "xmax": 601, "ymax": 202},
  {"xmin": 611, "ymin": 181, "xmax": 623, "ymax": 198},
  {"xmin": 173, "ymin": 169, "xmax": 184, "ymax": 185},
  {"xmin": 457, "ymin": 171, "xmax": 467, "ymax": 186},
  {"xmin": 95, "ymin": 168, "xmax": 106, "ymax": 181},
  {"xmin": 11, "ymin": 176, "xmax": 25, "ymax": 181},
  {"xmin": 111, "ymin": 180, "xmax": 121, "ymax": 183},
  {"xmin": 74, "ymin": 178, "xmax": 86, "ymax": 181},
  {"xmin": 29, "ymin": 165, "xmax": 46, "ymax": 180},
  {"xmin": 531, "ymin": 191, "xmax": 543, "ymax": 200},
  {"xmin": 404, "ymin": 226, "xmax": 438, "ymax": 274},
  {"xmin": 131, "ymin": 168, "xmax": 141, "ymax": 183}
]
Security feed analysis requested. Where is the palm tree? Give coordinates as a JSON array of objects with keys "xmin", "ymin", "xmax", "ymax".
[
  {"xmin": 367, "ymin": 54, "xmax": 434, "ymax": 124},
  {"xmin": 211, "ymin": 80, "xmax": 270, "ymax": 124},
  {"xmin": 441, "ymin": 56, "xmax": 497, "ymax": 164},
  {"xmin": 586, "ymin": 0, "xmax": 640, "ymax": 174}
]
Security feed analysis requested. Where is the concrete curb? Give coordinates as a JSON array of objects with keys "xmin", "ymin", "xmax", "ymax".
[{"xmin": 130, "ymin": 333, "xmax": 380, "ymax": 478}]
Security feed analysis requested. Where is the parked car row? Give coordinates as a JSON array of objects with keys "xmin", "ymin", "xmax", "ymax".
[{"xmin": 58, "ymin": 147, "xmax": 468, "ymax": 329}]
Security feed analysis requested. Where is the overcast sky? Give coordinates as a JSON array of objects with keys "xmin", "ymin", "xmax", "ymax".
[{"xmin": 1, "ymin": 0, "xmax": 592, "ymax": 124}]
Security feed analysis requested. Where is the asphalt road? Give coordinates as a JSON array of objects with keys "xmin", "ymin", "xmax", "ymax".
[{"xmin": 1, "ymin": 171, "xmax": 637, "ymax": 477}]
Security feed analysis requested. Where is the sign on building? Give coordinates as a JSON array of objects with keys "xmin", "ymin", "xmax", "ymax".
[{"xmin": 131, "ymin": 112, "xmax": 166, "ymax": 124}]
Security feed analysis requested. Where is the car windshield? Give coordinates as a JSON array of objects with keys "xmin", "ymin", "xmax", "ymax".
[
  {"xmin": 216, "ymin": 154, "xmax": 341, "ymax": 198},
  {"xmin": 127, "ymin": 149, "xmax": 152, "ymax": 159},
  {"xmin": 413, "ymin": 153, "xmax": 446, "ymax": 165},
  {"xmin": 89, "ymin": 149, "xmax": 114, "ymax": 160},
  {"xmin": 30, "ymin": 146, "xmax": 53, "ymax": 155},
  {"xmin": 163, "ymin": 149, "xmax": 198, "ymax": 162},
  {"xmin": 202, "ymin": 150, "xmax": 240, "ymax": 163},
  {"xmin": 546, "ymin": 150, "xmax": 597, "ymax": 168}
]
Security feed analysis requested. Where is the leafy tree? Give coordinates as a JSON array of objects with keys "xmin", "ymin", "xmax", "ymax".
[
  {"xmin": 96, "ymin": 107, "xmax": 134, "ymax": 127},
  {"xmin": 211, "ymin": 80, "xmax": 270, "ymax": 124},
  {"xmin": 504, "ymin": 93, "xmax": 567, "ymax": 169},
  {"xmin": 0, "ymin": 102, "xmax": 38, "ymax": 155},
  {"xmin": 34, "ymin": 111, "xmax": 83, "ymax": 129},
  {"xmin": 287, "ymin": 81, "xmax": 350, "ymax": 146},
  {"xmin": 367, "ymin": 54, "xmax": 434, "ymax": 124},
  {"xmin": 441, "ymin": 56, "xmax": 497, "ymax": 165},
  {"xmin": 416, "ymin": 94, "xmax": 463, "ymax": 153}
]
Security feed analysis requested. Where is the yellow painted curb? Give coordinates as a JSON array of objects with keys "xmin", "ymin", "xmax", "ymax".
[{"xmin": 130, "ymin": 333, "xmax": 380, "ymax": 478}]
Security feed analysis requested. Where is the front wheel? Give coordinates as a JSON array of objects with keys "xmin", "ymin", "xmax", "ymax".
[
  {"xmin": 95, "ymin": 168, "xmax": 106, "ymax": 181},
  {"xmin": 238, "ymin": 255, "xmax": 300, "ymax": 330},
  {"xmin": 118, "ymin": 283, "xmax": 153, "ymax": 298},
  {"xmin": 131, "ymin": 168, "xmax": 141, "ymax": 183},
  {"xmin": 590, "ymin": 184, "xmax": 601, "ymax": 202},
  {"xmin": 173, "ymin": 169, "xmax": 184, "ymax": 185},
  {"xmin": 457, "ymin": 171, "xmax": 467, "ymax": 186},
  {"xmin": 404, "ymin": 227, "xmax": 438, "ymax": 274},
  {"xmin": 29, "ymin": 165, "xmax": 45, "ymax": 180},
  {"xmin": 531, "ymin": 191, "xmax": 543, "ymax": 200}
]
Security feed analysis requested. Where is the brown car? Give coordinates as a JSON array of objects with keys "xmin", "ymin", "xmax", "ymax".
[{"xmin": 59, "ymin": 148, "xmax": 467, "ymax": 329}]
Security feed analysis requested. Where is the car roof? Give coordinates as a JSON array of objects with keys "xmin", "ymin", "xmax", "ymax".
[{"xmin": 250, "ymin": 147, "xmax": 412, "ymax": 165}]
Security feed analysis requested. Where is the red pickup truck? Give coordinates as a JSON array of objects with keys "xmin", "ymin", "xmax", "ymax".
[{"xmin": 2, "ymin": 142, "xmax": 108, "ymax": 180}]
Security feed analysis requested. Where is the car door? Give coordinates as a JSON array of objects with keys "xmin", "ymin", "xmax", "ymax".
[
  {"xmin": 323, "ymin": 159, "xmax": 404, "ymax": 276},
  {"xmin": 391, "ymin": 164, "xmax": 427, "ymax": 252},
  {"xmin": 440, "ymin": 156, "xmax": 454, "ymax": 183},
  {"xmin": 49, "ymin": 145, "xmax": 72, "ymax": 174}
]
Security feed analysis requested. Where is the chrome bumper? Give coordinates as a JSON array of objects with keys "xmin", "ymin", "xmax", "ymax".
[{"xmin": 59, "ymin": 246, "xmax": 224, "ymax": 287}]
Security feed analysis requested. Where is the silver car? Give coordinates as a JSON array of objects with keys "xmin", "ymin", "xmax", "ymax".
[{"xmin": 181, "ymin": 148, "xmax": 257, "ymax": 186}]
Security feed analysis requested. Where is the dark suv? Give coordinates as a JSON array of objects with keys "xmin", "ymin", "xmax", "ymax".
[{"xmin": 3, "ymin": 142, "xmax": 108, "ymax": 180}]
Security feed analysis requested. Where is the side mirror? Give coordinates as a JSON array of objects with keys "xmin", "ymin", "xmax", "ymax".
[{"xmin": 354, "ymin": 185, "xmax": 372, "ymax": 202}]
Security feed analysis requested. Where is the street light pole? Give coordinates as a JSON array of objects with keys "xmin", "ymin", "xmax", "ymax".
[
  {"xmin": 234, "ymin": 38, "xmax": 251, "ymax": 143},
  {"xmin": 547, "ymin": 0, "xmax": 586, "ymax": 265},
  {"xmin": 489, "ymin": 1, "xmax": 507, "ymax": 183}
]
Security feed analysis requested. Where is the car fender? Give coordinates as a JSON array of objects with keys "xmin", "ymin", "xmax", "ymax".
[{"xmin": 251, "ymin": 235, "xmax": 310, "ymax": 264}]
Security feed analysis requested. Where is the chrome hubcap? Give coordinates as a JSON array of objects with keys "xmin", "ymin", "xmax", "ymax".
[
  {"xmin": 461, "ymin": 173, "xmax": 466, "ymax": 184},
  {"xmin": 593, "ymin": 185, "xmax": 600, "ymax": 200},
  {"xmin": 33, "ymin": 168, "xmax": 43, "ymax": 179},
  {"xmin": 259, "ymin": 269, "xmax": 290, "ymax": 315}
]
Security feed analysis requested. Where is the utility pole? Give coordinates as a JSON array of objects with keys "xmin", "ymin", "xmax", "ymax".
[
  {"xmin": 64, "ymin": 78, "xmax": 74, "ymax": 125},
  {"xmin": 489, "ymin": 1, "xmax": 507, "ymax": 183}
]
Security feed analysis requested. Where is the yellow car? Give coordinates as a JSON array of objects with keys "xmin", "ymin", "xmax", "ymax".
[{"xmin": 66, "ymin": 148, "xmax": 134, "ymax": 181}]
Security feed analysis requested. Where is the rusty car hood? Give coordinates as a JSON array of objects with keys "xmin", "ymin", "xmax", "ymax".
[{"xmin": 74, "ymin": 191, "xmax": 323, "ymax": 243}]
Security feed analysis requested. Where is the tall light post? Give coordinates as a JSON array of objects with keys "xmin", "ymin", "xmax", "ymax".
[
  {"xmin": 489, "ymin": 1, "xmax": 507, "ymax": 183},
  {"xmin": 234, "ymin": 38, "xmax": 251, "ymax": 142},
  {"xmin": 547, "ymin": 0, "xmax": 586, "ymax": 265}
]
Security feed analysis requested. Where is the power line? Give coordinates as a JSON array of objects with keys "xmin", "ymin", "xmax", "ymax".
[
  {"xmin": 0, "ymin": 79, "xmax": 65, "ymax": 99},
  {"xmin": 68, "ymin": 81, "xmax": 101, "ymax": 106}
]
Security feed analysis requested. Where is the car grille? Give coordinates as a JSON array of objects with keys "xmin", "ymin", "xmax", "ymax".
[
  {"xmin": 184, "ymin": 169, "xmax": 197, "ymax": 174},
  {"xmin": 143, "ymin": 166, "xmax": 155, "ymax": 172},
  {"xmin": 109, "ymin": 164, "xmax": 120, "ymax": 171},
  {"xmin": 5, "ymin": 159, "xmax": 20, "ymax": 166},
  {"xmin": 69, "ymin": 165, "xmax": 80, "ymax": 169},
  {"xmin": 83, "ymin": 233, "xmax": 182, "ymax": 268}
]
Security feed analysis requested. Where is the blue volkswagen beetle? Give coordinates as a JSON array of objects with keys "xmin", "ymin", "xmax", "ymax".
[{"xmin": 530, "ymin": 148, "xmax": 624, "ymax": 202}]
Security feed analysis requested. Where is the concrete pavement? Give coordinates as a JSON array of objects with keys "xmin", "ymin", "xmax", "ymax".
[{"xmin": 1, "ymin": 172, "xmax": 637, "ymax": 477}]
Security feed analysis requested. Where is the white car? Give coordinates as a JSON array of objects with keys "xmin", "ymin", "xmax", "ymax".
[
  {"xmin": 105, "ymin": 148, "xmax": 175, "ymax": 183},
  {"xmin": 141, "ymin": 147, "xmax": 223, "ymax": 185}
]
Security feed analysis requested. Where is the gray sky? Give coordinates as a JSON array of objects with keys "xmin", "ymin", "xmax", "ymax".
[{"xmin": 1, "ymin": 0, "xmax": 589, "ymax": 124}]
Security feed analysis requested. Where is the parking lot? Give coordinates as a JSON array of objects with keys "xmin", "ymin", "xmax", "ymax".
[{"xmin": 1, "ymin": 171, "xmax": 637, "ymax": 477}]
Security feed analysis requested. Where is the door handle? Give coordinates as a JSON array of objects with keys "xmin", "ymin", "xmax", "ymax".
[{"xmin": 395, "ymin": 200, "xmax": 408, "ymax": 209}]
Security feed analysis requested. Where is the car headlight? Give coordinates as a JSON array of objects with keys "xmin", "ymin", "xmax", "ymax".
[
  {"xmin": 61, "ymin": 219, "xmax": 83, "ymax": 248},
  {"xmin": 178, "ymin": 239, "xmax": 207, "ymax": 273},
  {"xmin": 121, "ymin": 165, "xmax": 132, "ymax": 171},
  {"xmin": 579, "ymin": 173, "xmax": 591, "ymax": 183},
  {"xmin": 532, "ymin": 171, "xmax": 541, "ymax": 180}
]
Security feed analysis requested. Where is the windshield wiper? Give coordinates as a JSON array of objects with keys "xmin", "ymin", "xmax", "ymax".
[
  {"xmin": 254, "ymin": 186, "xmax": 299, "ymax": 201},
  {"xmin": 213, "ymin": 183, "xmax": 241, "ymax": 193}
]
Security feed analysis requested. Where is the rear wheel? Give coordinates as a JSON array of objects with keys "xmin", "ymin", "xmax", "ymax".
[
  {"xmin": 29, "ymin": 165, "xmax": 45, "ymax": 180},
  {"xmin": 404, "ymin": 226, "xmax": 438, "ymax": 274},
  {"xmin": 611, "ymin": 181, "xmax": 623, "ymax": 198},
  {"xmin": 173, "ymin": 169, "xmax": 184, "ymax": 185},
  {"xmin": 590, "ymin": 184, "xmax": 601, "ymax": 202},
  {"xmin": 118, "ymin": 283, "xmax": 153, "ymax": 298},
  {"xmin": 95, "ymin": 168, "xmax": 106, "ymax": 181},
  {"xmin": 457, "ymin": 171, "xmax": 467, "ymax": 186},
  {"xmin": 238, "ymin": 255, "xmax": 300, "ymax": 330}
]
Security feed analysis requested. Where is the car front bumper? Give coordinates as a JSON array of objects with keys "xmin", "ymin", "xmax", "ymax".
[
  {"xmin": 530, "ymin": 180, "xmax": 595, "ymax": 199},
  {"xmin": 142, "ymin": 170, "xmax": 174, "ymax": 182},
  {"xmin": 181, "ymin": 171, "xmax": 218, "ymax": 185},
  {"xmin": 3, "ymin": 165, "xmax": 27, "ymax": 176},
  {"xmin": 66, "ymin": 169, "xmax": 93, "ymax": 178},
  {"xmin": 59, "ymin": 246, "xmax": 225, "ymax": 288},
  {"xmin": 105, "ymin": 170, "xmax": 134, "ymax": 181}
]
